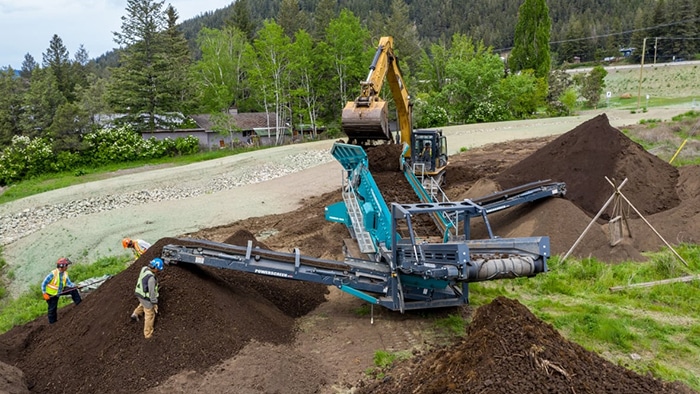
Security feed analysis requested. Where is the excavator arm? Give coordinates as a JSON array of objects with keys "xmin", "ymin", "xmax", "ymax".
[{"xmin": 342, "ymin": 37, "xmax": 412, "ymax": 146}]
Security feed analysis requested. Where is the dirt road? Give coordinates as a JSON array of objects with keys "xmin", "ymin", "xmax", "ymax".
[{"xmin": 1, "ymin": 106, "xmax": 692, "ymax": 295}]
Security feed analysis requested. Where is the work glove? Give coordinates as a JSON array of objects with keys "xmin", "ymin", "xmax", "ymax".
[
  {"xmin": 153, "ymin": 305, "xmax": 158, "ymax": 314},
  {"xmin": 42, "ymin": 293, "xmax": 50, "ymax": 301}
]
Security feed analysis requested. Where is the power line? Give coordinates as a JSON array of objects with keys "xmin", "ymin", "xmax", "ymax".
[
  {"xmin": 549, "ymin": 17, "xmax": 700, "ymax": 44},
  {"xmin": 495, "ymin": 16, "xmax": 700, "ymax": 52}
]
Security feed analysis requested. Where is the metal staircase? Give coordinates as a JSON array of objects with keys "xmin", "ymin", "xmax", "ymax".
[{"xmin": 342, "ymin": 182, "xmax": 376, "ymax": 253}]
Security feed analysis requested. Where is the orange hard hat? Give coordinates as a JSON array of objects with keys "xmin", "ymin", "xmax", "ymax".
[
  {"xmin": 56, "ymin": 257, "xmax": 72, "ymax": 268},
  {"xmin": 122, "ymin": 238, "xmax": 131, "ymax": 249}
]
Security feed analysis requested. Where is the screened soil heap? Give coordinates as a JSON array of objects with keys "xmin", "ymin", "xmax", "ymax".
[{"xmin": 1, "ymin": 113, "xmax": 699, "ymax": 393}]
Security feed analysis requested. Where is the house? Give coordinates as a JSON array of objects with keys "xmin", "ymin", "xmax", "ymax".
[
  {"xmin": 619, "ymin": 48, "xmax": 635, "ymax": 57},
  {"xmin": 144, "ymin": 110, "xmax": 292, "ymax": 149}
]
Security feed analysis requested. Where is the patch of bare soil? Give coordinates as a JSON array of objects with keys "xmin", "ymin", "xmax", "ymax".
[{"xmin": 1, "ymin": 113, "xmax": 699, "ymax": 393}]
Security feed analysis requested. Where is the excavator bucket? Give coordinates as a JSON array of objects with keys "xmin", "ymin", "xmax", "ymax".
[{"xmin": 341, "ymin": 99, "xmax": 391, "ymax": 143}]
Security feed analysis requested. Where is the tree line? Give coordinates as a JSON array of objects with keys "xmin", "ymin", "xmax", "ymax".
[{"xmin": 0, "ymin": 0, "xmax": 695, "ymax": 185}]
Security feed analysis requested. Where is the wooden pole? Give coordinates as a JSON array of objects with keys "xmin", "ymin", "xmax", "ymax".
[
  {"xmin": 562, "ymin": 178, "xmax": 628, "ymax": 261},
  {"xmin": 610, "ymin": 275, "xmax": 700, "ymax": 292},
  {"xmin": 604, "ymin": 177, "xmax": 689, "ymax": 267},
  {"xmin": 637, "ymin": 37, "xmax": 647, "ymax": 111}
]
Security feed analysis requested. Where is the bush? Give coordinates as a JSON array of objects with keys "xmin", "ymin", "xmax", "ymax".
[{"xmin": 0, "ymin": 136, "xmax": 54, "ymax": 185}]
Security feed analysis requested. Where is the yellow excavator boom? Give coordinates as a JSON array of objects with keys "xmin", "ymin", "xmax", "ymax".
[{"xmin": 341, "ymin": 37, "xmax": 412, "ymax": 145}]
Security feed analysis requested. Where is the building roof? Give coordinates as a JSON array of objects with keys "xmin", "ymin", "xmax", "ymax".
[{"xmin": 191, "ymin": 112, "xmax": 278, "ymax": 132}]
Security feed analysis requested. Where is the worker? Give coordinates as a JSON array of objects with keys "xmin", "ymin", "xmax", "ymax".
[
  {"xmin": 41, "ymin": 258, "xmax": 82, "ymax": 324},
  {"xmin": 420, "ymin": 141, "xmax": 433, "ymax": 164},
  {"xmin": 122, "ymin": 237, "xmax": 151, "ymax": 258},
  {"xmin": 131, "ymin": 257, "xmax": 164, "ymax": 339}
]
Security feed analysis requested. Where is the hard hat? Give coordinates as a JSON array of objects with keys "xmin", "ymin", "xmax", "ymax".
[
  {"xmin": 149, "ymin": 258, "xmax": 164, "ymax": 271},
  {"xmin": 56, "ymin": 257, "xmax": 72, "ymax": 268},
  {"xmin": 122, "ymin": 238, "xmax": 131, "ymax": 249}
]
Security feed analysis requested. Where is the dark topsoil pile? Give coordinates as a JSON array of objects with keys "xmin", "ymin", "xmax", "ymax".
[
  {"xmin": 358, "ymin": 296, "xmax": 695, "ymax": 394},
  {"xmin": 0, "ymin": 233, "xmax": 328, "ymax": 394},
  {"xmin": 1, "ymin": 113, "xmax": 699, "ymax": 393}
]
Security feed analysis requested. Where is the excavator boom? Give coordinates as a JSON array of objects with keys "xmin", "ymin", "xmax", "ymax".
[{"xmin": 342, "ymin": 37, "xmax": 411, "ymax": 145}]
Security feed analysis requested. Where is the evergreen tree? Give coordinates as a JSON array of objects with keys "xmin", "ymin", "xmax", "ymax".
[
  {"xmin": 384, "ymin": 0, "xmax": 423, "ymax": 75},
  {"xmin": 228, "ymin": 0, "xmax": 256, "ymax": 41},
  {"xmin": 312, "ymin": 0, "xmax": 336, "ymax": 41},
  {"xmin": 20, "ymin": 54, "xmax": 38, "ymax": 80},
  {"xmin": 277, "ymin": 0, "xmax": 309, "ymax": 39},
  {"xmin": 160, "ymin": 5, "xmax": 194, "ymax": 115},
  {"xmin": 509, "ymin": 0, "xmax": 552, "ymax": 79},
  {"xmin": 0, "ymin": 67, "xmax": 25, "ymax": 145},
  {"xmin": 666, "ymin": 0, "xmax": 698, "ymax": 60},
  {"xmin": 72, "ymin": 45, "xmax": 91, "ymax": 91},
  {"xmin": 20, "ymin": 67, "xmax": 66, "ymax": 137},
  {"xmin": 109, "ymin": 0, "xmax": 167, "ymax": 132},
  {"xmin": 42, "ymin": 34, "xmax": 74, "ymax": 101}
]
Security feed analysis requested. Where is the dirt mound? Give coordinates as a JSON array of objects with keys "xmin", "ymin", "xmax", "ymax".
[
  {"xmin": 358, "ymin": 296, "xmax": 694, "ymax": 394},
  {"xmin": 0, "ymin": 237, "xmax": 327, "ymax": 394},
  {"xmin": 366, "ymin": 143, "xmax": 404, "ymax": 172},
  {"xmin": 496, "ymin": 113, "xmax": 681, "ymax": 218}
]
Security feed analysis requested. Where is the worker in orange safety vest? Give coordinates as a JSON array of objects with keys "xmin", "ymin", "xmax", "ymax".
[
  {"xmin": 122, "ymin": 237, "xmax": 151, "ymax": 258},
  {"xmin": 41, "ymin": 258, "xmax": 82, "ymax": 324}
]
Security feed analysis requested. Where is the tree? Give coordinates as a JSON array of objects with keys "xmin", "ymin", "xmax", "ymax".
[
  {"xmin": 289, "ymin": 30, "xmax": 327, "ymax": 138},
  {"xmin": 0, "ymin": 67, "xmax": 25, "ymax": 145},
  {"xmin": 312, "ymin": 0, "xmax": 336, "ymax": 41},
  {"xmin": 417, "ymin": 39, "xmax": 449, "ymax": 94},
  {"xmin": 325, "ymin": 10, "xmax": 372, "ymax": 118},
  {"xmin": 20, "ymin": 68, "xmax": 66, "ymax": 137},
  {"xmin": 509, "ymin": 0, "xmax": 552, "ymax": 79},
  {"xmin": 247, "ymin": 21, "xmax": 292, "ymax": 145},
  {"xmin": 277, "ymin": 0, "xmax": 309, "ymax": 39},
  {"xmin": 159, "ymin": 5, "xmax": 194, "ymax": 115},
  {"xmin": 42, "ymin": 34, "xmax": 74, "ymax": 101},
  {"xmin": 228, "ymin": 0, "xmax": 256, "ymax": 41},
  {"xmin": 383, "ymin": 0, "xmax": 423, "ymax": 75},
  {"xmin": 48, "ymin": 102, "xmax": 90, "ymax": 153},
  {"xmin": 109, "ymin": 0, "xmax": 167, "ymax": 132},
  {"xmin": 20, "ymin": 54, "xmax": 38, "ymax": 80},
  {"xmin": 192, "ymin": 26, "xmax": 251, "ymax": 113},
  {"xmin": 580, "ymin": 65, "xmax": 607, "ymax": 109},
  {"xmin": 72, "ymin": 45, "xmax": 91, "ymax": 92}
]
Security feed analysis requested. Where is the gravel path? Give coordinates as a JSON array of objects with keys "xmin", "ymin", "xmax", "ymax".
[{"xmin": 1, "ymin": 106, "xmax": 692, "ymax": 296}]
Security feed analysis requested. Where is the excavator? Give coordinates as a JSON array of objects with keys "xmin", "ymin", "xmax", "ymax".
[{"xmin": 341, "ymin": 36, "xmax": 448, "ymax": 185}]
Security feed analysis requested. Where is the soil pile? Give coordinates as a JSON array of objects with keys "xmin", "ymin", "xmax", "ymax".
[
  {"xmin": 358, "ymin": 296, "xmax": 694, "ymax": 394},
  {"xmin": 0, "ymin": 234, "xmax": 327, "ymax": 394},
  {"xmin": 495, "ymin": 113, "xmax": 680, "ymax": 217}
]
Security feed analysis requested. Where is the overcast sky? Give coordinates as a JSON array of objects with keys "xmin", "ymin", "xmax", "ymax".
[{"xmin": 0, "ymin": 0, "xmax": 233, "ymax": 69}]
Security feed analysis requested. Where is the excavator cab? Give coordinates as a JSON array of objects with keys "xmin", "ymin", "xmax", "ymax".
[{"xmin": 410, "ymin": 129, "xmax": 448, "ymax": 184}]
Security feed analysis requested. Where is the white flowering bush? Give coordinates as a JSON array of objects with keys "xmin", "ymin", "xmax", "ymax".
[
  {"xmin": 0, "ymin": 136, "xmax": 54, "ymax": 185},
  {"xmin": 0, "ymin": 127, "xmax": 201, "ymax": 185}
]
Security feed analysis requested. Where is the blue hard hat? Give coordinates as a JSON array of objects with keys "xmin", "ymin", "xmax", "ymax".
[{"xmin": 149, "ymin": 258, "xmax": 164, "ymax": 271}]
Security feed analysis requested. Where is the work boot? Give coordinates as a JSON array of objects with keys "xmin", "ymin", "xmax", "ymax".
[{"xmin": 130, "ymin": 313, "xmax": 139, "ymax": 322}]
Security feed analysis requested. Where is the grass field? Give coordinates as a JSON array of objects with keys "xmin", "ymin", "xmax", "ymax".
[{"xmin": 602, "ymin": 62, "xmax": 700, "ymax": 109}]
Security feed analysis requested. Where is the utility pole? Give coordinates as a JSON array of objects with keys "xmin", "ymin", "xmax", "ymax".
[{"xmin": 637, "ymin": 37, "xmax": 647, "ymax": 111}]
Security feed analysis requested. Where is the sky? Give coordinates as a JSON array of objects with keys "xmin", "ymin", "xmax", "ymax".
[{"xmin": 0, "ymin": 0, "xmax": 234, "ymax": 69}]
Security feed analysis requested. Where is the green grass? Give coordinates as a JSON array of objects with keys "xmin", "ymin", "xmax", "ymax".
[
  {"xmin": 467, "ymin": 245, "xmax": 700, "ymax": 391},
  {"xmin": 0, "ymin": 146, "xmax": 266, "ymax": 205}
]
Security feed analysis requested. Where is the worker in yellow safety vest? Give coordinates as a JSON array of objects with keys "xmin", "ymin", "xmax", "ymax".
[
  {"xmin": 41, "ymin": 258, "xmax": 82, "ymax": 324},
  {"xmin": 131, "ymin": 258, "xmax": 164, "ymax": 339}
]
